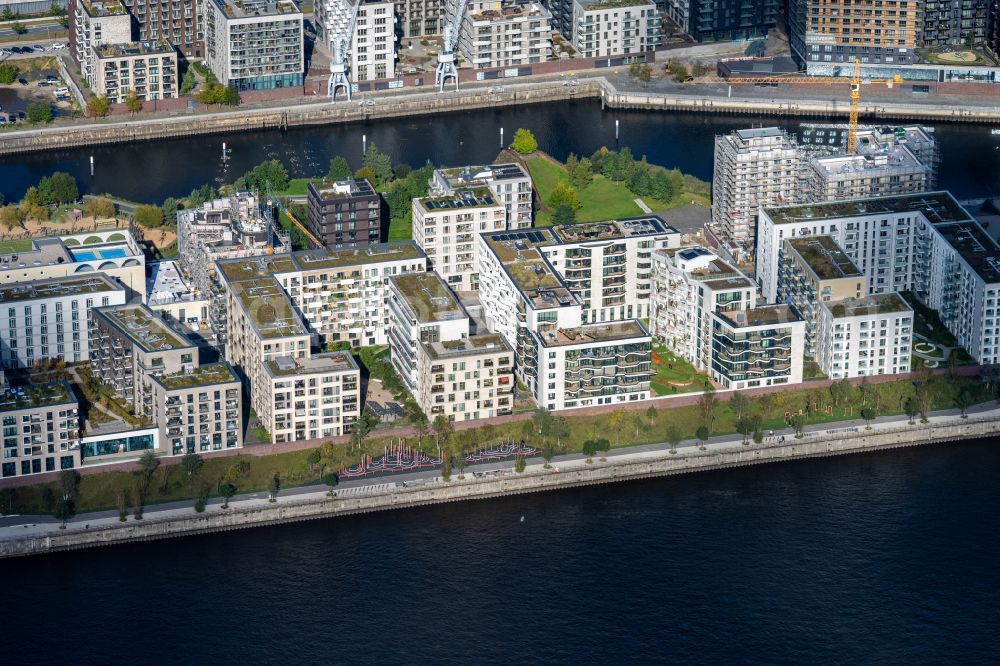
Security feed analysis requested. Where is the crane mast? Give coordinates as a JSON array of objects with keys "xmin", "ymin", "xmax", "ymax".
[
  {"xmin": 435, "ymin": 0, "xmax": 470, "ymax": 92},
  {"xmin": 328, "ymin": 0, "xmax": 363, "ymax": 101}
]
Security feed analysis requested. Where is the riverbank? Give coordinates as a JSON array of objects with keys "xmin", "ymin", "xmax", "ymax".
[
  {"xmin": 2, "ymin": 404, "xmax": 997, "ymax": 558},
  {"xmin": 3, "ymin": 73, "xmax": 1000, "ymax": 157}
]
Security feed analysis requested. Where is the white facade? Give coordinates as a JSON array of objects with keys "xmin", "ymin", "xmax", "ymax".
[
  {"xmin": 203, "ymin": 0, "xmax": 304, "ymax": 90},
  {"xmin": 353, "ymin": 0, "xmax": 397, "ymax": 81},
  {"xmin": 458, "ymin": 0, "xmax": 553, "ymax": 70},
  {"xmin": 262, "ymin": 353, "xmax": 360, "ymax": 442},
  {"xmin": 431, "ymin": 163, "xmax": 534, "ymax": 229},
  {"xmin": 571, "ymin": 0, "xmax": 661, "ymax": 58},
  {"xmin": 0, "ymin": 275, "xmax": 127, "ymax": 370},
  {"xmin": 412, "ymin": 188, "xmax": 506, "ymax": 292},
  {"xmin": 710, "ymin": 305, "xmax": 805, "ymax": 390},
  {"xmin": 816, "ymin": 294, "xmax": 913, "ymax": 379},
  {"xmin": 72, "ymin": 0, "xmax": 133, "ymax": 88}
]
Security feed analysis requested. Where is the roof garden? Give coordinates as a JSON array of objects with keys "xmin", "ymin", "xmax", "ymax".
[
  {"xmin": 213, "ymin": 0, "xmax": 301, "ymax": 19},
  {"xmin": 935, "ymin": 220, "xmax": 1000, "ymax": 283},
  {"xmin": 96, "ymin": 40, "xmax": 175, "ymax": 58},
  {"xmin": 423, "ymin": 334, "xmax": 511, "ymax": 359},
  {"xmin": 0, "ymin": 381, "xmax": 75, "ymax": 413},
  {"xmin": 264, "ymin": 352, "xmax": 358, "ymax": 378},
  {"xmin": 538, "ymin": 320, "xmax": 650, "ymax": 347},
  {"xmin": 578, "ymin": 0, "xmax": 653, "ymax": 8},
  {"xmin": 156, "ymin": 363, "xmax": 238, "ymax": 390},
  {"xmin": 786, "ymin": 236, "xmax": 862, "ymax": 281},
  {"xmin": 293, "ymin": 242, "xmax": 424, "ymax": 271},
  {"xmin": 96, "ymin": 304, "xmax": 191, "ymax": 352},
  {"xmin": 417, "ymin": 187, "xmax": 498, "ymax": 211},
  {"xmin": 484, "ymin": 229, "xmax": 556, "ymax": 262},
  {"xmin": 825, "ymin": 293, "xmax": 913, "ymax": 318},
  {"xmin": 81, "ymin": 0, "xmax": 128, "ymax": 16},
  {"xmin": 551, "ymin": 216, "xmax": 674, "ymax": 243},
  {"xmin": 765, "ymin": 191, "xmax": 971, "ymax": 226},
  {"xmin": 719, "ymin": 305, "xmax": 802, "ymax": 328},
  {"xmin": 0, "ymin": 275, "xmax": 120, "ymax": 305},
  {"xmin": 391, "ymin": 273, "xmax": 466, "ymax": 323},
  {"xmin": 217, "ymin": 254, "xmax": 300, "ymax": 282},
  {"xmin": 229, "ymin": 277, "xmax": 307, "ymax": 339}
]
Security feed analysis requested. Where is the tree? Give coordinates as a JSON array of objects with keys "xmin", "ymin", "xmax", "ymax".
[
  {"xmin": 86, "ymin": 94, "xmax": 112, "ymax": 118},
  {"xmin": 666, "ymin": 426, "xmax": 681, "ymax": 454},
  {"xmin": 161, "ymin": 197, "xmax": 180, "ymax": 225},
  {"xmin": 189, "ymin": 184, "xmax": 217, "ymax": 206},
  {"xmin": 549, "ymin": 181, "xmax": 581, "ymax": 211},
  {"xmin": 669, "ymin": 61, "xmax": 690, "ymax": 83},
  {"xmin": 791, "ymin": 414, "xmax": 806, "ymax": 438},
  {"xmin": 0, "ymin": 204, "xmax": 22, "ymax": 230},
  {"xmin": 514, "ymin": 454, "xmax": 526, "ymax": 473},
  {"xmin": 268, "ymin": 473, "xmax": 281, "ymax": 502},
  {"xmin": 697, "ymin": 385, "xmax": 718, "ymax": 432},
  {"xmin": 1, "ymin": 6, "xmax": 13, "ymax": 20},
  {"xmin": 651, "ymin": 170, "xmax": 675, "ymax": 202},
  {"xmin": 532, "ymin": 407, "xmax": 553, "ymax": 438},
  {"xmin": 238, "ymin": 159, "xmax": 289, "ymax": 192},
  {"xmin": 354, "ymin": 165, "xmax": 378, "ymax": 184},
  {"xmin": 181, "ymin": 452, "xmax": 203, "ymax": 481},
  {"xmin": 645, "ymin": 405, "xmax": 658, "ymax": 427},
  {"xmin": 582, "ymin": 439, "xmax": 599, "ymax": 463},
  {"xmin": 84, "ymin": 197, "xmax": 116, "ymax": 220},
  {"xmin": 0, "ymin": 63, "xmax": 17, "ymax": 85},
  {"xmin": 432, "ymin": 414, "xmax": 453, "ymax": 453},
  {"xmin": 132, "ymin": 481, "xmax": 144, "ymax": 519},
  {"xmin": 541, "ymin": 439, "xmax": 556, "ymax": 468},
  {"xmin": 729, "ymin": 393, "xmax": 749, "ymax": 421},
  {"xmin": 194, "ymin": 484, "xmax": 209, "ymax": 512},
  {"xmin": 324, "ymin": 472, "xmax": 339, "ymax": 495},
  {"xmin": 196, "ymin": 83, "xmax": 227, "ymax": 105},
  {"xmin": 552, "ymin": 203, "xmax": 576, "ymax": 225},
  {"xmin": 955, "ymin": 387, "xmax": 974, "ymax": 418},
  {"xmin": 10, "ymin": 21, "xmax": 26, "ymax": 35},
  {"xmin": 116, "ymin": 490, "xmax": 127, "ymax": 522},
  {"xmin": 219, "ymin": 482, "xmax": 237, "ymax": 509},
  {"xmin": 607, "ymin": 409, "xmax": 627, "ymax": 445},
  {"xmin": 37, "ymin": 172, "xmax": 78, "ymax": 205},
  {"xmin": 125, "ymin": 89, "xmax": 143, "ymax": 116},
  {"xmin": 904, "ymin": 397, "xmax": 919, "ymax": 425},
  {"xmin": 565, "ymin": 152, "xmax": 579, "ymax": 177},
  {"xmin": 441, "ymin": 449, "xmax": 453, "ymax": 481},
  {"xmin": 327, "ymin": 156, "xmax": 352, "ymax": 181},
  {"xmin": 736, "ymin": 417, "xmax": 753, "ymax": 445},
  {"xmin": 549, "ymin": 417, "xmax": 569, "ymax": 451},
  {"xmin": 363, "ymin": 143, "xmax": 394, "ymax": 186},
  {"xmin": 635, "ymin": 63, "xmax": 652, "ymax": 87},
  {"xmin": 409, "ymin": 407, "xmax": 429, "ymax": 446},
  {"xmin": 224, "ymin": 82, "xmax": 240, "ymax": 106},
  {"xmin": 137, "ymin": 450, "xmax": 159, "ymax": 494},
  {"xmin": 860, "ymin": 406, "xmax": 877, "ymax": 430},
  {"xmin": 571, "ymin": 157, "xmax": 593, "ymax": 190},
  {"xmin": 510, "ymin": 128, "xmax": 538, "ymax": 155},
  {"xmin": 58, "ymin": 469, "xmax": 78, "ymax": 504},
  {"xmin": 133, "ymin": 204, "xmax": 165, "ymax": 228},
  {"xmin": 180, "ymin": 67, "xmax": 197, "ymax": 95},
  {"xmin": 54, "ymin": 498, "xmax": 74, "ymax": 528},
  {"xmin": 695, "ymin": 425, "xmax": 710, "ymax": 449},
  {"xmin": 306, "ymin": 448, "xmax": 322, "ymax": 472}
]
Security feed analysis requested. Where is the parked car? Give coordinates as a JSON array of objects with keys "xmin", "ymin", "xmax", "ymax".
[
  {"xmin": 46, "ymin": 75, "xmax": 58, "ymax": 82},
  {"xmin": 17, "ymin": 111, "xmax": 25, "ymax": 120},
  {"xmin": 0, "ymin": 48, "xmax": 11, "ymax": 56},
  {"xmin": 37, "ymin": 81, "xmax": 51, "ymax": 87},
  {"xmin": 53, "ymin": 87, "xmax": 69, "ymax": 97},
  {"xmin": 32, "ymin": 45, "xmax": 45, "ymax": 52},
  {"xmin": 7, "ymin": 114, "xmax": 15, "ymax": 123},
  {"xmin": 52, "ymin": 42, "xmax": 66, "ymax": 50},
  {"xmin": 17, "ymin": 78, "xmax": 28, "ymax": 86}
]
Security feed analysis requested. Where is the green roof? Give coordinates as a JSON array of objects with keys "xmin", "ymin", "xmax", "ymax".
[
  {"xmin": 765, "ymin": 191, "xmax": 971, "ymax": 226},
  {"xmin": 264, "ymin": 352, "xmax": 358, "ymax": 377},
  {"xmin": 0, "ymin": 381, "xmax": 75, "ymax": 413},
  {"xmin": 229, "ymin": 277, "xmax": 308, "ymax": 339},
  {"xmin": 216, "ymin": 243, "xmax": 424, "ymax": 281},
  {"xmin": 826, "ymin": 293, "xmax": 914, "ymax": 318},
  {"xmin": 786, "ymin": 236, "xmax": 863, "ymax": 281},
  {"xmin": 0, "ymin": 275, "xmax": 120, "ymax": 305},
  {"xmin": 156, "ymin": 363, "xmax": 238, "ymax": 390},
  {"xmin": 423, "ymin": 334, "xmax": 511, "ymax": 359},
  {"xmin": 391, "ymin": 273, "xmax": 465, "ymax": 323},
  {"xmin": 96, "ymin": 304, "xmax": 192, "ymax": 353}
]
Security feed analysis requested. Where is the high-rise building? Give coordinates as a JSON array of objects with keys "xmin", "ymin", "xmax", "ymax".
[
  {"xmin": 789, "ymin": 0, "xmax": 921, "ymax": 69},
  {"xmin": 431, "ymin": 163, "xmax": 534, "ymax": 229},
  {"xmin": 663, "ymin": 0, "xmax": 777, "ymax": 43},
  {"xmin": 570, "ymin": 0, "xmax": 661, "ymax": 57},
  {"xmin": 920, "ymin": 0, "xmax": 990, "ymax": 48},
  {"xmin": 458, "ymin": 0, "xmax": 553, "ymax": 70},
  {"xmin": 816, "ymin": 293, "xmax": 913, "ymax": 379},
  {"xmin": 122, "ymin": 0, "xmax": 202, "ymax": 59},
  {"xmin": 306, "ymin": 178, "xmax": 383, "ymax": 249},
  {"xmin": 203, "ymin": 0, "xmax": 304, "ymax": 91}
]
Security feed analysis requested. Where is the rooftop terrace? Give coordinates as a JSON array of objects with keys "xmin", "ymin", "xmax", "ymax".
[
  {"xmin": 505, "ymin": 253, "xmax": 577, "ymax": 310},
  {"xmin": 0, "ymin": 381, "xmax": 75, "ymax": 413},
  {"xmin": 293, "ymin": 243, "xmax": 424, "ymax": 271},
  {"xmin": 0, "ymin": 275, "xmax": 120, "ymax": 305},
  {"xmin": 212, "ymin": 0, "xmax": 301, "ymax": 19},
  {"xmin": 265, "ymin": 352, "xmax": 358, "ymax": 378},
  {"xmin": 438, "ymin": 163, "xmax": 528, "ymax": 186},
  {"xmin": 786, "ymin": 235, "xmax": 863, "ymax": 281},
  {"xmin": 96, "ymin": 40, "xmax": 176, "ymax": 58},
  {"xmin": 719, "ymin": 304, "xmax": 801, "ymax": 328},
  {"xmin": 935, "ymin": 221, "xmax": 1000, "ymax": 284},
  {"xmin": 391, "ymin": 273, "xmax": 466, "ymax": 323},
  {"xmin": 216, "ymin": 254, "xmax": 299, "ymax": 282},
  {"xmin": 423, "ymin": 334, "xmax": 511, "ymax": 359},
  {"xmin": 156, "ymin": 363, "xmax": 238, "ymax": 390},
  {"xmin": 826, "ymin": 293, "xmax": 913, "ymax": 318},
  {"xmin": 229, "ymin": 277, "xmax": 307, "ymax": 339},
  {"xmin": 538, "ymin": 320, "xmax": 650, "ymax": 347},
  {"xmin": 417, "ymin": 187, "xmax": 498, "ymax": 211},
  {"xmin": 551, "ymin": 215, "xmax": 675, "ymax": 243},
  {"xmin": 765, "ymin": 191, "xmax": 970, "ymax": 226},
  {"xmin": 96, "ymin": 304, "xmax": 191, "ymax": 352},
  {"xmin": 310, "ymin": 178, "xmax": 376, "ymax": 199}
]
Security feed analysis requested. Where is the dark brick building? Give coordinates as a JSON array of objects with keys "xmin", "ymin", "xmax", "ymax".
[{"xmin": 306, "ymin": 178, "xmax": 383, "ymax": 249}]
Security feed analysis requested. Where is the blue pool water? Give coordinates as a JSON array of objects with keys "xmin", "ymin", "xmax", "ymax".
[{"xmin": 70, "ymin": 247, "xmax": 127, "ymax": 262}]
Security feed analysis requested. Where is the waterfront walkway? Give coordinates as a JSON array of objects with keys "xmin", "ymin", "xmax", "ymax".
[{"xmin": 1, "ymin": 402, "xmax": 995, "ymax": 541}]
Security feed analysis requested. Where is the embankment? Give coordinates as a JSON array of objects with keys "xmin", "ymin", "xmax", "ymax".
[{"xmin": 2, "ymin": 414, "xmax": 997, "ymax": 558}]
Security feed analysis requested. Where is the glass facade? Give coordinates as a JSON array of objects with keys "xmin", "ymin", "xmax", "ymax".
[{"xmin": 82, "ymin": 433, "xmax": 155, "ymax": 458}]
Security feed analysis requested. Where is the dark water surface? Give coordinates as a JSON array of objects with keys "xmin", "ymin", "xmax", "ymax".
[
  {"xmin": 10, "ymin": 438, "xmax": 1000, "ymax": 664},
  {"xmin": 3, "ymin": 100, "xmax": 1000, "ymax": 202}
]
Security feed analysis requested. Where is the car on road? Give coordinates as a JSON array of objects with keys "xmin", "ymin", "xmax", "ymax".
[
  {"xmin": 52, "ymin": 42, "xmax": 66, "ymax": 50},
  {"xmin": 32, "ymin": 45, "xmax": 45, "ymax": 52},
  {"xmin": 17, "ymin": 78, "xmax": 28, "ymax": 85}
]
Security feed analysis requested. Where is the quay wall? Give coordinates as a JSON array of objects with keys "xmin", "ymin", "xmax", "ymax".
[{"xmin": 2, "ymin": 415, "xmax": 998, "ymax": 558}]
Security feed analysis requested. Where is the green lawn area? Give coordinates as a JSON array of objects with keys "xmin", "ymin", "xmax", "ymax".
[
  {"xmin": 279, "ymin": 178, "xmax": 312, "ymax": 196},
  {"xmin": 901, "ymin": 291, "xmax": 957, "ymax": 347},
  {"xmin": 387, "ymin": 216, "xmax": 412, "ymax": 241},
  {"xmin": 277, "ymin": 209, "xmax": 311, "ymax": 251},
  {"xmin": 650, "ymin": 345, "xmax": 712, "ymax": 396},
  {"xmin": 525, "ymin": 155, "xmax": 710, "ymax": 225},
  {"xmin": 0, "ymin": 239, "xmax": 33, "ymax": 253}
]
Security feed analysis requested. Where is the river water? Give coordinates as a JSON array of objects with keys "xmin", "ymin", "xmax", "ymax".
[
  {"xmin": 11, "ymin": 438, "xmax": 1000, "ymax": 663},
  {"xmin": 2, "ymin": 100, "xmax": 1000, "ymax": 203}
]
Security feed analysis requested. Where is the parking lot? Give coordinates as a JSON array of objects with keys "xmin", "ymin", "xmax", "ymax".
[{"xmin": 0, "ymin": 52, "xmax": 73, "ymax": 125}]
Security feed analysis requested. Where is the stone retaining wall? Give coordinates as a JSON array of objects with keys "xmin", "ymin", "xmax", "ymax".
[{"xmin": 2, "ymin": 415, "xmax": 997, "ymax": 558}]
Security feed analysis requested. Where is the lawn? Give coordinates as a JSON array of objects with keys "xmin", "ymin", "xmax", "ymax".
[
  {"xmin": 901, "ymin": 291, "xmax": 957, "ymax": 347},
  {"xmin": 387, "ymin": 215, "xmax": 412, "ymax": 241},
  {"xmin": 280, "ymin": 178, "xmax": 312, "ymax": 196},
  {"xmin": 650, "ymin": 345, "xmax": 711, "ymax": 396},
  {"xmin": 277, "ymin": 209, "xmax": 312, "ymax": 251},
  {"xmin": 0, "ymin": 239, "xmax": 33, "ymax": 253}
]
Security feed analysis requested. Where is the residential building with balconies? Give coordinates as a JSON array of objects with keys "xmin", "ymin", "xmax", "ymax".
[
  {"xmin": 431, "ymin": 162, "xmax": 534, "ymax": 229},
  {"xmin": 710, "ymin": 305, "xmax": 805, "ymax": 390},
  {"xmin": 69, "ymin": 0, "xmax": 132, "ymax": 85},
  {"xmin": 122, "ymin": 0, "xmax": 203, "ymax": 59},
  {"xmin": 816, "ymin": 293, "xmax": 913, "ymax": 379},
  {"xmin": 0, "ymin": 275, "xmax": 127, "ymax": 370},
  {"xmin": 203, "ymin": 0, "xmax": 304, "ymax": 90},
  {"xmin": 151, "ymin": 362, "xmax": 243, "ymax": 455},
  {"xmin": 458, "ymin": 0, "xmax": 553, "ymax": 70},
  {"xmin": 92, "ymin": 40, "xmax": 179, "ymax": 104},
  {"xmin": 570, "ymin": 0, "xmax": 660, "ymax": 58},
  {"xmin": 0, "ymin": 377, "xmax": 80, "ymax": 480},
  {"xmin": 664, "ymin": 0, "xmax": 777, "ymax": 42},
  {"xmin": 306, "ymin": 178, "xmax": 383, "ymax": 249},
  {"xmin": 262, "ymin": 353, "xmax": 360, "ymax": 442},
  {"xmin": 418, "ymin": 333, "xmax": 514, "ymax": 422}
]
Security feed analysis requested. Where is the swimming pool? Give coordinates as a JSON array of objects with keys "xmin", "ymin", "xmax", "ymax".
[{"xmin": 70, "ymin": 247, "xmax": 129, "ymax": 262}]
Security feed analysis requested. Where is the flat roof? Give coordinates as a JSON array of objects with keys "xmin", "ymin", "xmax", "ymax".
[
  {"xmin": 764, "ymin": 191, "xmax": 971, "ymax": 226},
  {"xmin": 310, "ymin": 177, "xmax": 376, "ymax": 199},
  {"xmin": 825, "ymin": 293, "xmax": 913, "ymax": 318},
  {"xmin": 785, "ymin": 236, "xmax": 863, "ymax": 281},
  {"xmin": 95, "ymin": 304, "xmax": 193, "ymax": 352},
  {"xmin": 96, "ymin": 40, "xmax": 175, "ymax": 58},
  {"xmin": 438, "ymin": 163, "xmax": 529, "ymax": 185},
  {"xmin": 264, "ymin": 352, "xmax": 358, "ymax": 378},
  {"xmin": 0, "ymin": 232, "xmax": 140, "ymax": 271},
  {"xmin": 537, "ymin": 320, "xmax": 650, "ymax": 347},
  {"xmin": 551, "ymin": 215, "xmax": 676, "ymax": 243},
  {"xmin": 935, "ymin": 221, "xmax": 1000, "ymax": 284},
  {"xmin": 719, "ymin": 305, "xmax": 801, "ymax": 328},
  {"xmin": 218, "ymin": 243, "xmax": 425, "ymax": 281},
  {"xmin": 155, "ymin": 363, "xmax": 238, "ymax": 390},
  {"xmin": 147, "ymin": 260, "xmax": 198, "ymax": 304},
  {"xmin": 390, "ymin": 273, "xmax": 466, "ymax": 323},
  {"xmin": 0, "ymin": 380, "xmax": 76, "ymax": 413},
  {"xmin": 0, "ymin": 274, "xmax": 121, "ymax": 305},
  {"xmin": 211, "ymin": 0, "xmax": 301, "ymax": 19},
  {"xmin": 416, "ymin": 187, "xmax": 498, "ymax": 211},
  {"xmin": 228, "ymin": 277, "xmax": 308, "ymax": 339},
  {"xmin": 423, "ymin": 334, "xmax": 511, "ymax": 359},
  {"xmin": 216, "ymin": 254, "xmax": 300, "ymax": 282}
]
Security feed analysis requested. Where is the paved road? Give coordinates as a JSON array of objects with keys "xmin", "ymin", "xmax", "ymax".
[
  {"xmin": 0, "ymin": 19, "xmax": 65, "ymax": 41},
  {"xmin": 2, "ymin": 401, "xmax": 995, "ymax": 538}
]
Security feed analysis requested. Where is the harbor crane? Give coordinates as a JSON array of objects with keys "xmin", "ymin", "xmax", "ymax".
[
  {"xmin": 435, "ymin": 0, "xmax": 470, "ymax": 92},
  {"xmin": 722, "ymin": 60, "xmax": 903, "ymax": 153},
  {"xmin": 328, "ymin": 0, "xmax": 363, "ymax": 101}
]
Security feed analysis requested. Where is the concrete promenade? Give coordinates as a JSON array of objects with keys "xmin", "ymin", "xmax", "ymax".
[{"xmin": 1, "ymin": 401, "xmax": 997, "ymax": 558}]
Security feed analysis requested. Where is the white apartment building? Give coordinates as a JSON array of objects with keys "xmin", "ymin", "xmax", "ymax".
[
  {"xmin": 816, "ymin": 294, "xmax": 913, "ymax": 379},
  {"xmin": 203, "ymin": 0, "xmax": 304, "ymax": 91},
  {"xmin": 387, "ymin": 272, "xmax": 515, "ymax": 422},
  {"xmin": 757, "ymin": 192, "xmax": 1000, "ymax": 365},
  {"xmin": 806, "ymin": 142, "xmax": 932, "ymax": 203},
  {"xmin": 412, "ymin": 187, "xmax": 506, "ymax": 292},
  {"xmin": 70, "ymin": 0, "xmax": 133, "ymax": 88},
  {"xmin": 712, "ymin": 127, "xmax": 802, "ymax": 253},
  {"xmin": 92, "ymin": 41, "xmax": 179, "ymax": 104},
  {"xmin": 0, "ymin": 377, "xmax": 80, "ymax": 480},
  {"xmin": 431, "ymin": 163, "xmax": 534, "ymax": 229},
  {"xmin": 353, "ymin": 0, "xmax": 397, "ymax": 81},
  {"xmin": 649, "ymin": 246, "xmax": 756, "ymax": 370},
  {"xmin": 150, "ymin": 362, "xmax": 243, "ymax": 455},
  {"xmin": 0, "ymin": 230, "xmax": 146, "ymax": 302},
  {"xmin": 0, "ymin": 275, "xmax": 127, "ymax": 370},
  {"xmin": 458, "ymin": 0, "xmax": 553, "ymax": 70},
  {"xmin": 570, "ymin": 0, "xmax": 661, "ymax": 58},
  {"xmin": 709, "ymin": 305, "xmax": 805, "ymax": 390},
  {"xmin": 262, "ymin": 353, "xmax": 360, "ymax": 442},
  {"xmin": 477, "ymin": 227, "xmax": 654, "ymax": 410}
]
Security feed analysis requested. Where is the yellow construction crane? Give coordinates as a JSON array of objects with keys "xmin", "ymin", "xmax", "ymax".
[{"xmin": 721, "ymin": 60, "xmax": 903, "ymax": 154}]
